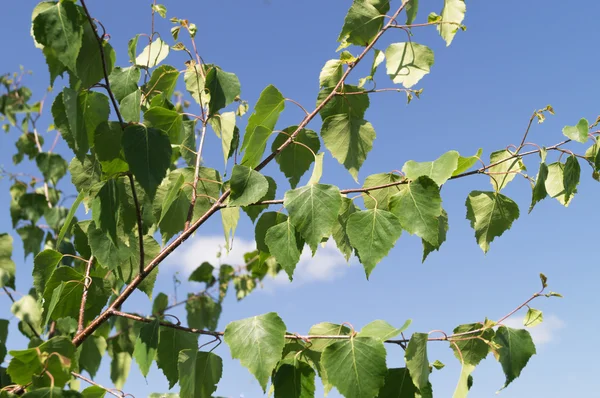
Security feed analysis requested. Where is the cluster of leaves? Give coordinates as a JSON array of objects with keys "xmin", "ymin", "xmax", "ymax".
[{"xmin": 0, "ymin": 0, "xmax": 593, "ymax": 396}]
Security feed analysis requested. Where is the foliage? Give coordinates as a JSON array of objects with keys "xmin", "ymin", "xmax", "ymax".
[{"xmin": 2, "ymin": 0, "xmax": 596, "ymax": 396}]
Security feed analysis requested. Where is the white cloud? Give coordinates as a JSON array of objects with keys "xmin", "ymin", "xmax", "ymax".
[
  {"xmin": 171, "ymin": 235, "xmax": 355, "ymax": 287},
  {"xmin": 502, "ymin": 314, "xmax": 565, "ymax": 346}
]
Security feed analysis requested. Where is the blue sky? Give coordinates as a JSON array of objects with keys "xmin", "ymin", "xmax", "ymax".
[{"xmin": 2, "ymin": 0, "xmax": 600, "ymax": 397}]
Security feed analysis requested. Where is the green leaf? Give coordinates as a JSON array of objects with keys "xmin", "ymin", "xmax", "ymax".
[
  {"xmin": 321, "ymin": 114, "xmax": 376, "ymax": 181},
  {"xmin": 493, "ymin": 326, "xmax": 536, "ymax": 390},
  {"xmin": 209, "ymin": 111, "xmax": 237, "ymax": 167},
  {"xmin": 189, "ymin": 262, "xmax": 215, "ymax": 284},
  {"xmin": 488, "ymin": 150, "xmax": 525, "ymax": 191},
  {"xmin": 229, "ymin": 165, "xmax": 269, "ymax": 206},
  {"xmin": 402, "ymin": 150, "xmax": 459, "ymax": 186},
  {"xmin": 322, "ymin": 336, "xmax": 387, "ymax": 398},
  {"xmin": 347, "ymin": 209, "xmax": 402, "ymax": 277},
  {"xmin": 422, "ymin": 210, "xmax": 449, "ymax": 262},
  {"xmin": 221, "ymin": 207, "xmax": 240, "ymax": 251},
  {"xmin": 465, "ymin": 191, "xmax": 520, "ymax": 253},
  {"xmin": 273, "ymin": 360, "xmax": 316, "ymax": 398},
  {"xmin": 17, "ymin": 225, "xmax": 45, "ymax": 259},
  {"xmin": 439, "ymin": 0, "xmax": 466, "ymax": 46},
  {"xmin": 378, "ymin": 368, "xmax": 418, "ymax": 397},
  {"xmin": 0, "ymin": 320, "xmax": 7, "ymax": 364},
  {"xmin": 76, "ymin": 20, "xmax": 116, "ymax": 88},
  {"xmin": 133, "ymin": 319, "xmax": 160, "ymax": 378},
  {"xmin": 563, "ymin": 155, "xmax": 580, "ymax": 203},
  {"xmin": 359, "ymin": 319, "xmax": 411, "ymax": 341},
  {"xmin": 184, "ymin": 64, "xmax": 207, "ymax": 106},
  {"xmin": 178, "ymin": 350, "xmax": 223, "ymax": 398},
  {"xmin": 332, "ymin": 197, "xmax": 358, "ymax": 261},
  {"xmin": 144, "ymin": 107, "xmax": 184, "ymax": 146},
  {"xmin": 17, "ymin": 193, "xmax": 47, "ymax": 225},
  {"xmin": 272, "ymin": 127, "xmax": 321, "ymax": 188},
  {"xmin": 135, "ymin": 37, "xmax": 170, "ymax": 68},
  {"xmin": 91, "ymin": 179, "xmax": 120, "ymax": 243},
  {"xmin": 32, "ymin": 1, "xmax": 82, "ymax": 71},
  {"xmin": 562, "ymin": 118, "xmax": 588, "ymax": 143},
  {"xmin": 265, "ymin": 219, "xmax": 302, "ymax": 280},
  {"xmin": 284, "ymin": 184, "xmax": 342, "ymax": 252},
  {"xmin": 13, "ymin": 133, "xmax": 42, "ymax": 164},
  {"xmin": 338, "ymin": 0, "xmax": 386, "ymax": 47},
  {"xmin": 34, "ymin": 153, "xmax": 67, "ymax": 186},
  {"xmin": 529, "ymin": 162, "xmax": 549, "ymax": 213},
  {"xmin": 153, "ymin": 292, "xmax": 169, "ymax": 316},
  {"xmin": 223, "ymin": 312, "xmax": 286, "ymax": 391},
  {"xmin": 545, "ymin": 162, "xmax": 574, "ymax": 206},
  {"xmin": 524, "ymin": 308, "xmax": 543, "ymax": 327},
  {"xmin": 453, "ymin": 363, "xmax": 475, "ymax": 398},
  {"xmin": 110, "ymin": 352, "xmax": 131, "ymax": 390},
  {"xmin": 453, "ymin": 148, "xmax": 483, "ymax": 176},
  {"xmin": 87, "ymin": 222, "xmax": 130, "ymax": 270},
  {"xmin": 450, "ymin": 324, "xmax": 492, "ymax": 366},
  {"xmin": 0, "ymin": 234, "xmax": 16, "ymax": 290},
  {"xmin": 186, "ymin": 295, "xmax": 222, "ymax": 331},
  {"xmin": 156, "ymin": 327, "xmax": 199, "ymax": 388},
  {"xmin": 69, "ymin": 156, "xmax": 102, "ymax": 206},
  {"xmin": 317, "ymin": 85, "xmax": 369, "ymax": 120},
  {"xmin": 120, "ymin": 89, "xmax": 142, "ymax": 123},
  {"xmin": 122, "ymin": 125, "xmax": 172, "ymax": 198},
  {"xmin": 79, "ymin": 335, "xmax": 106, "ymax": 379},
  {"xmin": 308, "ymin": 323, "xmax": 351, "ymax": 352},
  {"xmin": 11, "ymin": 294, "xmax": 42, "ymax": 338},
  {"xmin": 385, "ymin": 42, "xmax": 435, "ymax": 88},
  {"xmin": 32, "ymin": 250, "xmax": 63, "ymax": 296},
  {"xmin": 389, "ymin": 176, "xmax": 442, "ymax": 245},
  {"xmin": 405, "ymin": 333, "xmax": 430, "ymax": 395},
  {"xmin": 319, "ymin": 60, "xmax": 343, "ymax": 88},
  {"xmin": 242, "ymin": 176, "xmax": 277, "ymax": 223},
  {"xmin": 240, "ymin": 85, "xmax": 286, "ymax": 168},
  {"xmin": 109, "ymin": 66, "xmax": 140, "ymax": 102},
  {"xmin": 145, "ymin": 65, "xmax": 180, "ymax": 100},
  {"xmin": 406, "ymin": 0, "xmax": 419, "ymax": 24},
  {"xmin": 205, "ymin": 66, "xmax": 241, "ymax": 115},
  {"xmin": 362, "ymin": 173, "xmax": 404, "ymax": 210}
]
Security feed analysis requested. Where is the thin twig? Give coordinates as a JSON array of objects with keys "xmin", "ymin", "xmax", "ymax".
[
  {"xmin": 185, "ymin": 120, "xmax": 208, "ymax": 230},
  {"xmin": 78, "ymin": 256, "xmax": 94, "ymax": 334},
  {"xmin": 72, "ymin": 371, "xmax": 125, "ymax": 398},
  {"xmin": 127, "ymin": 173, "xmax": 145, "ymax": 275}
]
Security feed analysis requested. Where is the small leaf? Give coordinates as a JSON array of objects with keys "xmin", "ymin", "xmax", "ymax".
[
  {"xmin": 109, "ymin": 66, "xmax": 141, "ymax": 102},
  {"xmin": 539, "ymin": 273, "xmax": 548, "ymax": 288},
  {"xmin": 156, "ymin": 327, "xmax": 198, "ymax": 388},
  {"xmin": 209, "ymin": 111, "xmax": 237, "ymax": 167},
  {"xmin": 272, "ymin": 127, "xmax": 321, "ymax": 188},
  {"xmin": 562, "ymin": 118, "xmax": 589, "ymax": 143},
  {"xmin": 133, "ymin": 319, "xmax": 160, "ymax": 378},
  {"xmin": 523, "ymin": 308, "xmax": 543, "ymax": 327},
  {"xmin": 186, "ymin": 295, "xmax": 221, "ymax": 331},
  {"xmin": 438, "ymin": 0, "xmax": 467, "ymax": 46},
  {"xmin": 32, "ymin": 250, "xmax": 63, "ymax": 296},
  {"xmin": 545, "ymin": 162, "xmax": 575, "ymax": 206},
  {"xmin": 265, "ymin": 219, "xmax": 302, "ymax": 280},
  {"xmin": 338, "ymin": 0, "xmax": 386, "ymax": 47},
  {"xmin": 405, "ymin": 333, "xmax": 430, "ymax": 395},
  {"xmin": 229, "ymin": 165, "xmax": 269, "ymax": 207},
  {"xmin": 563, "ymin": 155, "xmax": 580, "ymax": 203},
  {"xmin": 406, "ymin": 0, "xmax": 419, "ymax": 24},
  {"xmin": 205, "ymin": 66, "xmax": 241, "ymax": 115},
  {"xmin": 359, "ymin": 319, "xmax": 411, "ymax": 341},
  {"xmin": 385, "ymin": 42, "xmax": 435, "ymax": 88},
  {"xmin": 465, "ymin": 191, "xmax": 520, "ymax": 253},
  {"xmin": 0, "ymin": 234, "xmax": 16, "ymax": 289},
  {"xmin": 493, "ymin": 326, "xmax": 536, "ymax": 390},
  {"xmin": 319, "ymin": 59, "xmax": 343, "ymax": 88},
  {"xmin": 224, "ymin": 312, "xmax": 286, "ymax": 391},
  {"xmin": 152, "ymin": 4, "xmax": 167, "ymax": 18},
  {"xmin": 403, "ymin": 151, "xmax": 459, "ymax": 186},
  {"xmin": 452, "ymin": 148, "xmax": 483, "ymax": 176},
  {"xmin": 529, "ymin": 162, "xmax": 548, "ymax": 213},
  {"xmin": 362, "ymin": 172, "xmax": 404, "ymax": 210},
  {"xmin": 487, "ymin": 150, "xmax": 525, "ymax": 191},
  {"xmin": 135, "ymin": 38, "xmax": 170, "ymax": 68}
]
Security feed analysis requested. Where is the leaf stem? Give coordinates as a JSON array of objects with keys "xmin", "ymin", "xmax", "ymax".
[
  {"xmin": 77, "ymin": 256, "xmax": 94, "ymax": 334},
  {"xmin": 185, "ymin": 119, "xmax": 208, "ymax": 230}
]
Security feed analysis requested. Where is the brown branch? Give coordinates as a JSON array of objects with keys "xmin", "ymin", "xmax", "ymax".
[
  {"xmin": 79, "ymin": 0, "xmax": 125, "ymax": 126},
  {"xmin": 78, "ymin": 257, "xmax": 94, "ymax": 334},
  {"xmin": 127, "ymin": 174, "xmax": 144, "ymax": 275},
  {"xmin": 72, "ymin": 371, "xmax": 125, "ymax": 398}
]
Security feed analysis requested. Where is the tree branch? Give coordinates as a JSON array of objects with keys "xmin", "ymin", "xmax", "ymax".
[{"xmin": 78, "ymin": 256, "xmax": 94, "ymax": 334}]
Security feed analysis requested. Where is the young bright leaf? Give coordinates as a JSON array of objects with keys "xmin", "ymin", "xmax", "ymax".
[
  {"xmin": 452, "ymin": 148, "xmax": 483, "ymax": 176},
  {"xmin": 405, "ymin": 333, "xmax": 430, "ymax": 396},
  {"xmin": 272, "ymin": 127, "xmax": 321, "ymax": 188},
  {"xmin": 205, "ymin": 66, "xmax": 241, "ymax": 115},
  {"xmin": 358, "ymin": 319, "xmax": 411, "ymax": 341},
  {"xmin": 156, "ymin": 327, "xmax": 199, "ymax": 388},
  {"xmin": 422, "ymin": 210, "xmax": 449, "ymax": 262},
  {"xmin": 402, "ymin": 151, "xmax": 459, "ymax": 186},
  {"xmin": 223, "ymin": 312, "xmax": 286, "ymax": 391},
  {"xmin": 493, "ymin": 326, "xmax": 536, "ymax": 390},
  {"xmin": 322, "ymin": 336, "xmax": 387, "ymax": 398},
  {"xmin": 209, "ymin": 111, "xmax": 237, "ymax": 167},
  {"xmin": 273, "ymin": 361, "xmax": 316, "ymax": 398},
  {"xmin": 563, "ymin": 155, "xmax": 580, "ymax": 203},
  {"xmin": 453, "ymin": 363, "xmax": 475, "ymax": 398},
  {"xmin": 76, "ymin": 21, "xmax": 116, "ymax": 88},
  {"xmin": 178, "ymin": 350, "xmax": 223, "ymax": 398},
  {"xmin": 346, "ymin": 209, "xmax": 402, "ymax": 277},
  {"xmin": 389, "ymin": 176, "xmax": 442, "ymax": 245},
  {"xmin": 523, "ymin": 308, "xmax": 543, "ymax": 327},
  {"xmin": 562, "ymin": 118, "xmax": 589, "ymax": 143},
  {"xmin": 545, "ymin": 162, "xmax": 574, "ymax": 206},
  {"xmin": 241, "ymin": 85, "xmax": 285, "ymax": 168},
  {"xmin": 32, "ymin": 1, "xmax": 82, "ymax": 71},
  {"xmin": 487, "ymin": 150, "xmax": 525, "ymax": 191},
  {"xmin": 377, "ymin": 368, "xmax": 418, "ymax": 397},
  {"xmin": 186, "ymin": 295, "xmax": 222, "ymax": 331},
  {"xmin": 319, "ymin": 59, "xmax": 343, "ymax": 88},
  {"xmin": 307, "ymin": 152, "xmax": 324, "ymax": 185},
  {"xmin": 385, "ymin": 42, "xmax": 435, "ymax": 88},
  {"xmin": 284, "ymin": 184, "xmax": 342, "ymax": 252},
  {"xmin": 109, "ymin": 66, "xmax": 141, "ymax": 102},
  {"xmin": 221, "ymin": 206, "xmax": 240, "ymax": 251},
  {"xmin": 229, "ymin": 165, "xmax": 269, "ymax": 206},
  {"xmin": 122, "ymin": 125, "xmax": 172, "ymax": 198},
  {"xmin": 32, "ymin": 249, "xmax": 63, "ymax": 296},
  {"xmin": 0, "ymin": 234, "xmax": 16, "ymax": 289},
  {"xmin": 265, "ymin": 219, "xmax": 302, "ymax": 280},
  {"xmin": 135, "ymin": 37, "xmax": 170, "ymax": 68},
  {"xmin": 133, "ymin": 319, "xmax": 160, "ymax": 378},
  {"xmin": 321, "ymin": 114, "xmax": 376, "ymax": 181},
  {"xmin": 337, "ymin": 0, "xmax": 385, "ymax": 47},
  {"xmin": 438, "ymin": 0, "xmax": 466, "ymax": 46},
  {"xmin": 465, "ymin": 191, "xmax": 520, "ymax": 253},
  {"xmin": 529, "ymin": 162, "xmax": 549, "ymax": 213}
]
